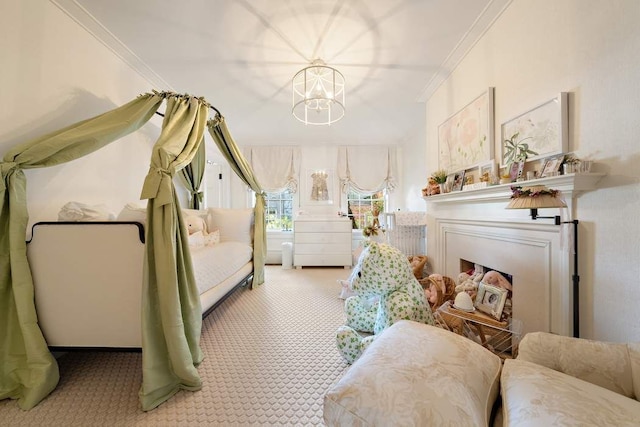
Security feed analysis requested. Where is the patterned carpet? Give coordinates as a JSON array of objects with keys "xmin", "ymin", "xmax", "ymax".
[{"xmin": 0, "ymin": 266, "xmax": 350, "ymax": 426}]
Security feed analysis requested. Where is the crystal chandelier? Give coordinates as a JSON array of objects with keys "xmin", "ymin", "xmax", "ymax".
[{"xmin": 292, "ymin": 59, "xmax": 345, "ymax": 125}]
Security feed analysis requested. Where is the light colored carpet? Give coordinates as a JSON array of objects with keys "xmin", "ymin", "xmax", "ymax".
[{"xmin": 0, "ymin": 266, "xmax": 350, "ymax": 426}]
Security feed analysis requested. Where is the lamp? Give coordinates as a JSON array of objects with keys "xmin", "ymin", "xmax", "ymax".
[
  {"xmin": 506, "ymin": 185, "xmax": 581, "ymax": 338},
  {"xmin": 292, "ymin": 59, "xmax": 345, "ymax": 126}
]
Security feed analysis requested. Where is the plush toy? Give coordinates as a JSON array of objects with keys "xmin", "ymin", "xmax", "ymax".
[
  {"xmin": 184, "ymin": 215, "xmax": 219, "ymax": 247},
  {"xmin": 185, "ymin": 215, "xmax": 208, "ymax": 235},
  {"xmin": 482, "ymin": 270, "xmax": 513, "ymax": 292},
  {"xmin": 336, "ymin": 241, "xmax": 435, "ymax": 364},
  {"xmin": 422, "ymin": 177, "xmax": 441, "ymax": 196}
]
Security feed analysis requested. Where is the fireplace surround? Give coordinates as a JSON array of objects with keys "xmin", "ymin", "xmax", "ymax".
[{"xmin": 424, "ymin": 173, "xmax": 604, "ymax": 337}]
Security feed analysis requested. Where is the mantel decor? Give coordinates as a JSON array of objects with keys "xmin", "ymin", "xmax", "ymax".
[{"xmin": 422, "ymin": 172, "xmax": 605, "ymax": 205}]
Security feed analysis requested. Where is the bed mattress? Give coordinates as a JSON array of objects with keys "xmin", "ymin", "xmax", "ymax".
[{"xmin": 191, "ymin": 241, "xmax": 253, "ymax": 295}]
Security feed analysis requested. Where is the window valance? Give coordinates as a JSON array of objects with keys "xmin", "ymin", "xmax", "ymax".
[
  {"xmin": 245, "ymin": 146, "xmax": 301, "ymax": 193},
  {"xmin": 337, "ymin": 146, "xmax": 397, "ymax": 194}
]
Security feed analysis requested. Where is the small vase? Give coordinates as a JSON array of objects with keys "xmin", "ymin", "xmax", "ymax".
[{"xmin": 438, "ymin": 183, "xmax": 447, "ymax": 194}]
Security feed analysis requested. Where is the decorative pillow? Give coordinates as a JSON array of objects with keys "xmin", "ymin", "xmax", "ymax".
[
  {"xmin": 116, "ymin": 203, "xmax": 147, "ymax": 225},
  {"xmin": 188, "ymin": 230, "xmax": 205, "ymax": 248},
  {"xmin": 207, "ymin": 208, "xmax": 254, "ymax": 245},
  {"xmin": 206, "ymin": 228, "xmax": 221, "ymax": 246},
  {"xmin": 324, "ymin": 320, "xmax": 502, "ymax": 426},
  {"xmin": 59, "ymin": 201, "xmax": 115, "ymax": 221}
]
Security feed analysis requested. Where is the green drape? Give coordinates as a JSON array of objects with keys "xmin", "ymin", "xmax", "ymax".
[
  {"xmin": 0, "ymin": 93, "xmax": 165, "ymax": 410},
  {"xmin": 139, "ymin": 95, "xmax": 208, "ymax": 411},
  {"xmin": 178, "ymin": 140, "xmax": 206, "ymax": 209},
  {"xmin": 1, "ymin": 91, "xmax": 257, "ymax": 411},
  {"xmin": 207, "ymin": 117, "xmax": 266, "ymax": 286}
]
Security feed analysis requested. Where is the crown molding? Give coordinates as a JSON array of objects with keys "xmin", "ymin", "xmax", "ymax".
[
  {"xmin": 416, "ymin": 0, "xmax": 513, "ymax": 103},
  {"xmin": 50, "ymin": 0, "xmax": 173, "ymax": 90}
]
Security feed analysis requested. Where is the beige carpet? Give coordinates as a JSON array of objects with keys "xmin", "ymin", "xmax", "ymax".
[{"xmin": 0, "ymin": 266, "xmax": 350, "ymax": 426}]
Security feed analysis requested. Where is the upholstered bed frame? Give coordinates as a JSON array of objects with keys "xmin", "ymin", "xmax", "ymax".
[{"xmin": 27, "ymin": 215, "xmax": 254, "ymax": 351}]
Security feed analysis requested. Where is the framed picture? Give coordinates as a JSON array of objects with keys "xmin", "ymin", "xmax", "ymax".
[
  {"xmin": 450, "ymin": 170, "xmax": 466, "ymax": 191},
  {"xmin": 500, "ymin": 92, "xmax": 568, "ymax": 166},
  {"xmin": 475, "ymin": 282, "xmax": 508, "ymax": 320},
  {"xmin": 509, "ymin": 161, "xmax": 524, "ymax": 182},
  {"xmin": 540, "ymin": 154, "xmax": 565, "ymax": 178},
  {"xmin": 305, "ymin": 169, "xmax": 333, "ymax": 204},
  {"xmin": 478, "ymin": 161, "xmax": 497, "ymax": 183},
  {"xmin": 438, "ymin": 88, "xmax": 494, "ymax": 172},
  {"xmin": 446, "ymin": 171, "xmax": 464, "ymax": 191}
]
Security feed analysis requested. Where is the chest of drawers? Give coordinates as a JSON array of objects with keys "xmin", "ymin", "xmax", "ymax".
[{"xmin": 293, "ymin": 218, "xmax": 352, "ymax": 268}]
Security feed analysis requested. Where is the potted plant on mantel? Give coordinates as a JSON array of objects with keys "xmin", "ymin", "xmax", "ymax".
[
  {"xmin": 502, "ymin": 132, "xmax": 538, "ymax": 182},
  {"xmin": 431, "ymin": 169, "xmax": 448, "ymax": 194}
]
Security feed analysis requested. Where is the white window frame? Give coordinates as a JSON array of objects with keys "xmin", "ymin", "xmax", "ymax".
[{"xmin": 346, "ymin": 189, "xmax": 386, "ymax": 230}]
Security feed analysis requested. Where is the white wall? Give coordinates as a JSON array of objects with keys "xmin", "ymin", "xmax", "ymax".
[
  {"xmin": 1, "ymin": 1, "xmax": 163, "ymax": 229},
  {"xmin": 425, "ymin": 0, "xmax": 640, "ymax": 342}
]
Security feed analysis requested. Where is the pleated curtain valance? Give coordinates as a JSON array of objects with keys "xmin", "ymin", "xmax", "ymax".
[
  {"xmin": 337, "ymin": 146, "xmax": 397, "ymax": 194},
  {"xmin": 244, "ymin": 146, "xmax": 301, "ymax": 193}
]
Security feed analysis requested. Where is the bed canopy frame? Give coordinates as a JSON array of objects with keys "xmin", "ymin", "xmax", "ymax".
[{"xmin": 0, "ymin": 91, "xmax": 266, "ymax": 411}]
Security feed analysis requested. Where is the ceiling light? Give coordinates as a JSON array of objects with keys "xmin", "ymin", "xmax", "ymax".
[{"xmin": 292, "ymin": 59, "xmax": 345, "ymax": 126}]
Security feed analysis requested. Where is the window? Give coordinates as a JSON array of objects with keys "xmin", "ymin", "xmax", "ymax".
[
  {"xmin": 265, "ymin": 190, "xmax": 294, "ymax": 231},
  {"xmin": 347, "ymin": 190, "xmax": 385, "ymax": 229}
]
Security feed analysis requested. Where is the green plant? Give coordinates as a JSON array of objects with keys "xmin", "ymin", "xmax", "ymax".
[
  {"xmin": 503, "ymin": 132, "xmax": 538, "ymax": 164},
  {"xmin": 431, "ymin": 169, "xmax": 448, "ymax": 184}
]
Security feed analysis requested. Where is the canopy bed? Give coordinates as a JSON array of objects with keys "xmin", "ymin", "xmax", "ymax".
[{"xmin": 0, "ymin": 91, "xmax": 265, "ymax": 411}]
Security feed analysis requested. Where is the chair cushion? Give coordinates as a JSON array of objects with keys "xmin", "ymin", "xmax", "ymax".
[
  {"xmin": 501, "ymin": 359, "xmax": 640, "ymax": 426},
  {"xmin": 323, "ymin": 320, "xmax": 502, "ymax": 426}
]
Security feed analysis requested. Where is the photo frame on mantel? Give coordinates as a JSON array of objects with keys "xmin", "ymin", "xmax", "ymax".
[
  {"xmin": 500, "ymin": 93, "xmax": 568, "ymax": 167},
  {"xmin": 438, "ymin": 88, "xmax": 495, "ymax": 172}
]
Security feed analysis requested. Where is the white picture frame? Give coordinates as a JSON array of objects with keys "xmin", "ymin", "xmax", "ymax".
[
  {"xmin": 438, "ymin": 88, "xmax": 495, "ymax": 172},
  {"xmin": 478, "ymin": 160, "xmax": 497, "ymax": 183},
  {"xmin": 475, "ymin": 282, "xmax": 508, "ymax": 320},
  {"xmin": 500, "ymin": 92, "xmax": 568, "ymax": 167}
]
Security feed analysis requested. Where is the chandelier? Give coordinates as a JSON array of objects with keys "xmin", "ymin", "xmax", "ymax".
[{"xmin": 292, "ymin": 59, "xmax": 345, "ymax": 125}]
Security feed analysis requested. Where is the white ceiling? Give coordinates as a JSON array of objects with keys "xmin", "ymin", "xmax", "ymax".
[{"xmin": 59, "ymin": 0, "xmax": 510, "ymax": 146}]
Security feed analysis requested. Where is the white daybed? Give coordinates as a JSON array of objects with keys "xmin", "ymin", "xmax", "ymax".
[{"xmin": 26, "ymin": 206, "xmax": 254, "ymax": 349}]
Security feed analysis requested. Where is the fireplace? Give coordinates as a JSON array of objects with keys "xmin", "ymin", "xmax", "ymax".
[{"xmin": 424, "ymin": 174, "xmax": 603, "ymax": 337}]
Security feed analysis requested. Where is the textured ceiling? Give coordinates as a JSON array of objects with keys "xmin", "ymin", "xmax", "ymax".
[{"xmin": 61, "ymin": 0, "xmax": 509, "ymax": 146}]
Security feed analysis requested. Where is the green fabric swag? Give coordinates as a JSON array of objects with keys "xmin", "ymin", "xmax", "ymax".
[
  {"xmin": 207, "ymin": 117, "xmax": 266, "ymax": 286},
  {"xmin": 1, "ymin": 91, "xmax": 256, "ymax": 412},
  {"xmin": 139, "ymin": 95, "xmax": 208, "ymax": 411},
  {"xmin": 0, "ymin": 93, "xmax": 165, "ymax": 410},
  {"xmin": 179, "ymin": 140, "xmax": 206, "ymax": 209}
]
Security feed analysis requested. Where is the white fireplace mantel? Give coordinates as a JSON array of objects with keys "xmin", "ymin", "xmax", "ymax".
[
  {"xmin": 422, "ymin": 173, "xmax": 605, "ymax": 205},
  {"xmin": 422, "ymin": 172, "xmax": 605, "ymax": 337}
]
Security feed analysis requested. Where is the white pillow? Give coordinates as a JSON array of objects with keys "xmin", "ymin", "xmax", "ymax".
[
  {"xmin": 58, "ymin": 201, "xmax": 115, "ymax": 221},
  {"xmin": 207, "ymin": 208, "xmax": 254, "ymax": 245},
  {"xmin": 116, "ymin": 203, "xmax": 147, "ymax": 225},
  {"xmin": 188, "ymin": 230, "xmax": 205, "ymax": 248},
  {"xmin": 324, "ymin": 321, "xmax": 502, "ymax": 426}
]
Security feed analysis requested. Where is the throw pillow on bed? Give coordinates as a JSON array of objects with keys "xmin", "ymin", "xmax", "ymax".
[
  {"xmin": 59, "ymin": 201, "xmax": 115, "ymax": 221},
  {"xmin": 207, "ymin": 208, "xmax": 253, "ymax": 245},
  {"xmin": 116, "ymin": 203, "xmax": 147, "ymax": 225}
]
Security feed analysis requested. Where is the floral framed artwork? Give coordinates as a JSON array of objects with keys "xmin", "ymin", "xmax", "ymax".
[
  {"xmin": 438, "ymin": 88, "xmax": 495, "ymax": 172},
  {"xmin": 500, "ymin": 92, "xmax": 568, "ymax": 166},
  {"xmin": 475, "ymin": 282, "xmax": 508, "ymax": 320}
]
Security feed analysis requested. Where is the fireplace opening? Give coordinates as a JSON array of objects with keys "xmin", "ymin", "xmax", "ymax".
[
  {"xmin": 459, "ymin": 258, "xmax": 513, "ymax": 323},
  {"xmin": 433, "ymin": 258, "xmax": 523, "ymax": 358}
]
